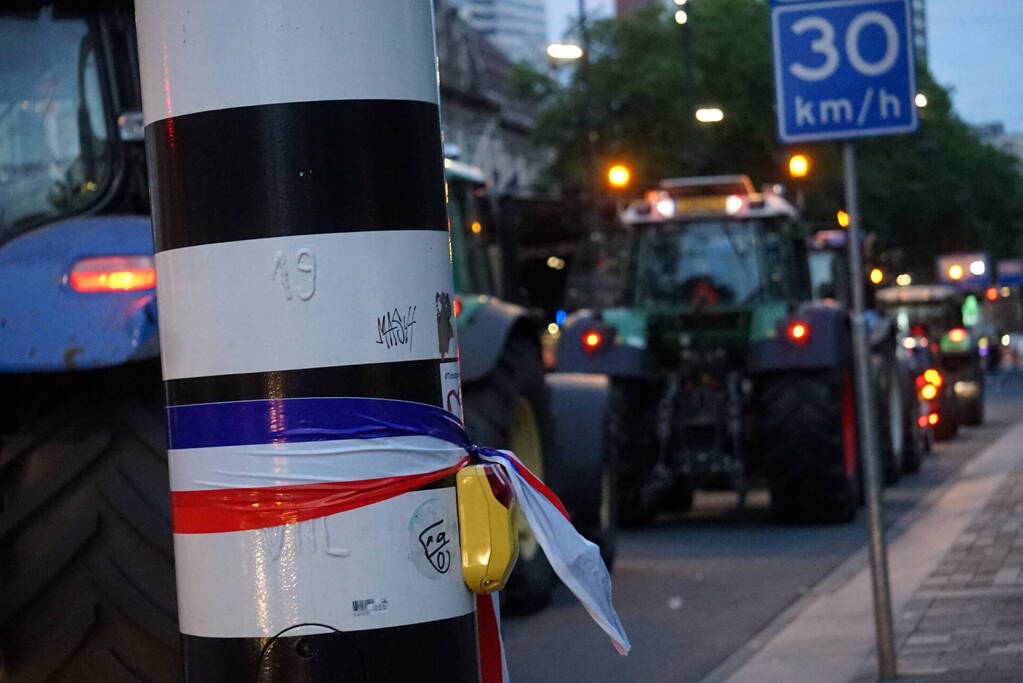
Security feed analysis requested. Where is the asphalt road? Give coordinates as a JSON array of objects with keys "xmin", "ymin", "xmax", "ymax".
[{"xmin": 502, "ymin": 371, "xmax": 1023, "ymax": 683}]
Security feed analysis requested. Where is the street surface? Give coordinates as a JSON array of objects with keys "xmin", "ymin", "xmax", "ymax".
[{"xmin": 504, "ymin": 372, "xmax": 1023, "ymax": 683}]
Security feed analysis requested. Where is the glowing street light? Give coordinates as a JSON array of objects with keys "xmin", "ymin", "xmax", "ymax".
[
  {"xmin": 869, "ymin": 267, "xmax": 884, "ymax": 285},
  {"xmin": 546, "ymin": 43, "xmax": 583, "ymax": 60},
  {"xmin": 674, "ymin": 9, "xmax": 688, "ymax": 24},
  {"xmin": 914, "ymin": 93, "xmax": 928, "ymax": 108},
  {"xmin": 788, "ymin": 154, "xmax": 810, "ymax": 179},
  {"xmin": 607, "ymin": 164, "xmax": 631, "ymax": 188},
  {"xmin": 695, "ymin": 107, "xmax": 724, "ymax": 123},
  {"xmin": 836, "ymin": 210, "xmax": 850, "ymax": 228}
]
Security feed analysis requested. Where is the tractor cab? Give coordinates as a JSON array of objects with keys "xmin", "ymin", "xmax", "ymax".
[{"xmin": 614, "ymin": 176, "xmax": 809, "ymax": 364}]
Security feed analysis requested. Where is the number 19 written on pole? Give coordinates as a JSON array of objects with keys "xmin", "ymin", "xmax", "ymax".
[{"xmin": 771, "ymin": 0, "xmax": 918, "ymax": 143}]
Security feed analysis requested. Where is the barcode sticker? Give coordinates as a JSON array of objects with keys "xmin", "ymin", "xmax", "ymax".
[{"xmin": 352, "ymin": 597, "xmax": 390, "ymax": 617}]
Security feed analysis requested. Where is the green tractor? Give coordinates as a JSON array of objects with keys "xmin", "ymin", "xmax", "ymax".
[{"xmin": 558, "ymin": 176, "xmax": 909, "ymax": 524}]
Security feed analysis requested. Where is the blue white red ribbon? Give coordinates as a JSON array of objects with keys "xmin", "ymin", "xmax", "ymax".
[{"xmin": 166, "ymin": 396, "xmax": 630, "ymax": 678}]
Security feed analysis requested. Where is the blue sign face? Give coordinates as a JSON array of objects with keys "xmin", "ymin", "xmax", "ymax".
[{"xmin": 771, "ymin": 0, "xmax": 919, "ymax": 143}]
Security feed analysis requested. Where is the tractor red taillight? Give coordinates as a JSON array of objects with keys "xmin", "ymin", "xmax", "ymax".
[
  {"xmin": 786, "ymin": 320, "xmax": 810, "ymax": 344},
  {"xmin": 582, "ymin": 330, "xmax": 604, "ymax": 353},
  {"xmin": 69, "ymin": 256, "xmax": 156, "ymax": 292}
]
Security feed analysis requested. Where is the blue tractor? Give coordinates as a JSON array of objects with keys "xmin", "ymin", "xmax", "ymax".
[{"xmin": 0, "ymin": 3, "xmax": 614, "ymax": 679}]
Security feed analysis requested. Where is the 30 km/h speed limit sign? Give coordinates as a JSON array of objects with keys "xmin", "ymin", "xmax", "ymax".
[{"xmin": 771, "ymin": 0, "xmax": 918, "ymax": 143}]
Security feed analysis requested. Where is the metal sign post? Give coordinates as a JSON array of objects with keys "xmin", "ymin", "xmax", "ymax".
[
  {"xmin": 843, "ymin": 141, "xmax": 898, "ymax": 680},
  {"xmin": 771, "ymin": 0, "xmax": 920, "ymax": 678},
  {"xmin": 136, "ymin": 1, "xmax": 479, "ymax": 679}
]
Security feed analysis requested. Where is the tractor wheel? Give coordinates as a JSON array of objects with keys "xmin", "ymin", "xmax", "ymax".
[
  {"xmin": 961, "ymin": 374, "xmax": 985, "ymax": 426},
  {"xmin": 575, "ymin": 454, "xmax": 618, "ymax": 570},
  {"xmin": 463, "ymin": 333, "xmax": 555, "ymax": 615},
  {"xmin": 759, "ymin": 369, "xmax": 859, "ymax": 524},
  {"xmin": 901, "ymin": 375, "xmax": 925, "ymax": 474},
  {"xmin": 878, "ymin": 355, "xmax": 905, "ymax": 485},
  {"xmin": 606, "ymin": 378, "xmax": 660, "ymax": 527},
  {"xmin": 0, "ymin": 363, "xmax": 180, "ymax": 683},
  {"xmin": 934, "ymin": 390, "xmax": 961, "ymax": 440}
]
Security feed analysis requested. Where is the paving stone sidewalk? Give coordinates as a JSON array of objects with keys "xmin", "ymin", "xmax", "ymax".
[{"xmin": 855, "ymin": 463, "xmax": 1023, "ymax": 682}]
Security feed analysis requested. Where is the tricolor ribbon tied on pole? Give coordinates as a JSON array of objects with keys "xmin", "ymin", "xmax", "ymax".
[{"xmin": 167, "ymin": 396, "xmax": 630, "ymax": 679}]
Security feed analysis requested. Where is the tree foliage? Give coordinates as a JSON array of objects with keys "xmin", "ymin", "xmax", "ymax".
[{"xmin": 523, "ymin": 1, "xmax": 1023, "ymax": 275}]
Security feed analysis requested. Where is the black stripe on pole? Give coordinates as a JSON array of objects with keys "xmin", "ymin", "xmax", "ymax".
[
  {"xmin": 145, "ymin": 99, "xmax": 447, "ymax": 252},
  {"xmin": 181, "ymin": 613, "xmax": 478, "ymax": 682},
  {"xmin": 164, "ymin": 359, "xmax": 446, "ymax": 408}
]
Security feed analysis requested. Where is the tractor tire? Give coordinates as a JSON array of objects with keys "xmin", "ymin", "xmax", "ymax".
[
  {"xmin": 878, "ymin": 354, "xmax": 905, "ymax": 486},
  {"xmin": 0, "ymin": 363, "xmax": 180, "ymax": 683},
  {"xmin": 575, "ymin": 454, "xmax": 618, "ymax": 571},
  {"xmin": 463, "ymin": 333, "xmax": 555, "ymax": 616},
  {"xmin": 961, "ymin": 376, "xmax": 985, "ymax": 427},
  {"xmin": 606, "ymin": 378, "xmax": 661, "ymax": 527},
  {"xmin": 934, "ymin": 389, "xmax": 961, "ymax": 441},
  {"xmin": 901, "ymin": 373, "xmax": 925, "ymax": 474},
  {"xmin": 759, "ymin": 369, "xmax": 859, "ymax": 524}
]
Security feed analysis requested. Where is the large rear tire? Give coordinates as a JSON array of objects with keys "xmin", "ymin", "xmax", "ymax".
[
  {"xmin": 606, "ymin": 379, "xmax": 661, "ymax": 526},
  {"xmin": 961, "ymin": 372, "xmax": 985, "ymax": 426},
  {"xmin": 0, "ymin": 363, "xmax": 180, "ymax": 683},
  {"xmin": 933, "ymin": 389, "xmax": 961, "ymax": 440},
  {"xmin": 759, "ymin": 369, "xmax": 859, "ymax": 524},
  {"xmin": 463, "ymin": 333, "xmax": 556, "ymax": 615},
  {"xmin": 878, "ymin": 354, "xmax": 905, "ymax": 485}
]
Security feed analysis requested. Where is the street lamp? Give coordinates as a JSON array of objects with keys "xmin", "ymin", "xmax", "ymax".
[
  {"xmin": 788, "ymin": 154, "xmax": 810, "ymax": 179},
  {"xmin": 695, "ymin": 107, "xmax": 724, "ymax": 123},
  {"xmin": 546, "ymin": 43, "xmax": 583, "ymax": 60},
  {"xmin": 914, "ymin": 92, "xmax": 928, "ymax": 108},
  {"xmin": 607, "ymin": 164, "xmax": 631, "ymax": 188},
  {"xmin": 836, "ymin": 210, "xmax": 850, "ymax": 228},
  {"xmin": 674, "ymin": 9, "xmax": 688, "ymax": 24}
]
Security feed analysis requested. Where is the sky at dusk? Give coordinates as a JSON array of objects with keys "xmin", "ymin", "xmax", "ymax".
[
  {"xmin": 545, "ymin": 0, "xmax": 1023, "ymax": 134},
  {"xmin": 928, "ymin": 0, "xmax": 1023, "ymax": 133}
]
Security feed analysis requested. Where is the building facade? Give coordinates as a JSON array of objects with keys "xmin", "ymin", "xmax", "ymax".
[
  {"xmin": 435, "ymin": 2, "xmax": 547, "ymax": 195},
  {"xmin": 449, "ymin": 0, "xmax": 548, "ymax": 67},
  {"xmin": 976, "ymin": 123, "xmax": 1023, "ymax": 168}
]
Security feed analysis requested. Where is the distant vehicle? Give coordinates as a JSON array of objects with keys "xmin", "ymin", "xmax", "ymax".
[
  {"xmin": 557, "ymin": 175, "xmax": 910, "ymax": 525},
  {"xmin": 936, "ymin": 252, "xmax": 990, "ymax": 290},
  {"xmin": 0, "ymin": 3, "xmax": 613, "ymax": 678},
  {"xmin": 877, "ymin": 284, "xmax": 984, "ymax": 431}
]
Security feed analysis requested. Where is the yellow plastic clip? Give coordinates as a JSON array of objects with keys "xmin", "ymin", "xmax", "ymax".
[{"xmin": 456, "ymin": 464, "xmax": 520, "ymax": 594}]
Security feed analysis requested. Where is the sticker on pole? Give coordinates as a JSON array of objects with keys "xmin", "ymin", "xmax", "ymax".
[
  {"xmin": 771, "ymin": 0, "xmax": 918, "ymax": 143},
  {"xmin": 440, "ymin": 360, "xmax": 463, "ymax": 420}
]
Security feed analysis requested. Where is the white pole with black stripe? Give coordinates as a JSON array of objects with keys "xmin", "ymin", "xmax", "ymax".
[{"xmin": 135, "ymin": 2, "xmax": 478, "ymax": 679}]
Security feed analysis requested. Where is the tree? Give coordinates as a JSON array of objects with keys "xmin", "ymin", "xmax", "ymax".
[{"xmin": 522, "ymin": 1, "xmax": 1023, "ymax": 272}]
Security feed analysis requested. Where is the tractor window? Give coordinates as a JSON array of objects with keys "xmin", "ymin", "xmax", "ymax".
[
  {"xmin": 0, "ymin": 5, "xmax": 112, "ymax": 243},
  {"xmin": 446, "ymin": 177, "xmax": 495, "ymax": 296},
  {"xmin": 760, "ymin": 229, "xmax": 803, "ymax": 300},
  {"xmin": 882, "ymin": 301, "xmax": 963, "ymax": 334},
  {"xmin": 634, "ymin": 220, "xmax": 766, "ymax": 306}
]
